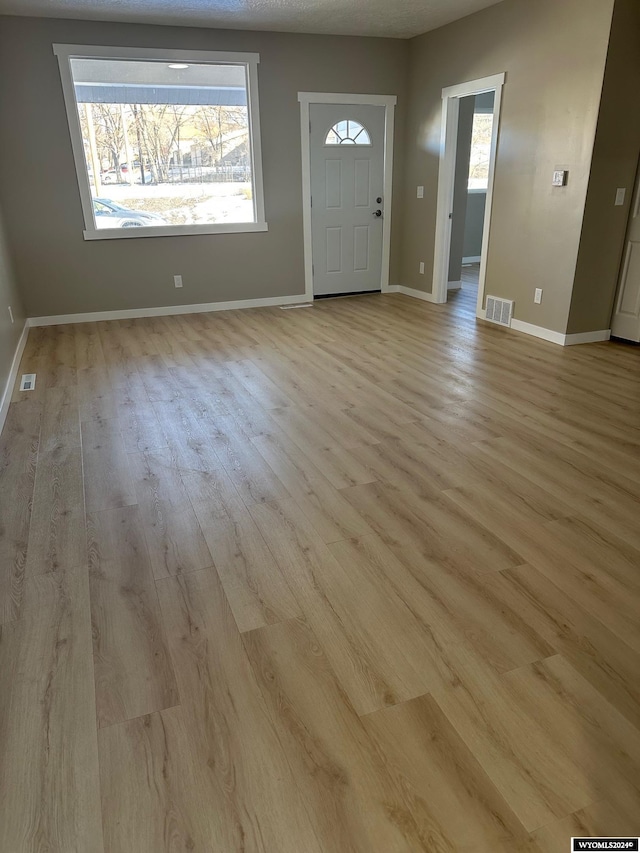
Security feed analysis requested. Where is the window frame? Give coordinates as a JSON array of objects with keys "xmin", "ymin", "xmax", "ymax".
[{"xmin": 53, "ymin": 43, "xmax": 268, "ymax": 240}]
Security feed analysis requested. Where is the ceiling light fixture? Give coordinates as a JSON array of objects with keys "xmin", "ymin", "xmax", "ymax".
[{"xmin": 168, "ymin": 63, "xmax": 189, "ymax": 70}]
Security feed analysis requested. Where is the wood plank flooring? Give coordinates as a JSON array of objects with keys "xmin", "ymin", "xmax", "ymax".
[{"xmin": 1, "ymin": 283, "xmax": 639, "ymax": 851}]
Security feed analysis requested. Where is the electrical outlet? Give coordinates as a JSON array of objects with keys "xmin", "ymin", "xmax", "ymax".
[
  {"xmin": 534, "ymin": 288, "xmax": 543, "ymax": 304},
  {"xmin": 174, "ymin": 275, "xmax": 183, "ymax": 288},
  {"xmin": 417, "ymin": 186, "xmax": 424, "ymax": 199},
  {"xmin": 8, "ymin": 306, "xmax": 14, "ymax": 324},
  {"xmin": 615, "ymin": 188, "xmax": 626, "ymax": 206},
  {"xmin": 419, "ymin": 262, "xmax": 425, "ymax": 275}
]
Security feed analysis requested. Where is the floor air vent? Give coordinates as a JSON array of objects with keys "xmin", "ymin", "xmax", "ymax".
[
  {"xmin": 20, "ymin": 373, "xmax": 36, "ymax": 391},
  {"xmin": 485, "ymin": 296, "xmax": 513, "ymax": 327}
]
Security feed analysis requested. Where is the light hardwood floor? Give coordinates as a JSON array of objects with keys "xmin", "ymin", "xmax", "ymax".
[{"xmin": 1, "ymin": 290, "xmax": 639, "ymax": 851}]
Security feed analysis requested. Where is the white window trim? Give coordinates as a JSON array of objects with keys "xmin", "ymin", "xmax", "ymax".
[
  {"xmin": 53, "ymin": 43, "xmax": 267, "ymax": 240},
  {"xmin": 324, "ymin": 142, "xmax": 373, "ymax": 148}
]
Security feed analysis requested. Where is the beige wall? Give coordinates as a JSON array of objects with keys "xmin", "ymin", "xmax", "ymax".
[
  {"xmin": 0, "ymin": 16, "xmax": 408, "ymax": 317},
  {"xmin": 0, "ymin": 203, "xmax": 25, "ymax": 404},
  {"xmin": 567, "ymin": 0, "xmax": 640, "ymax": 335},
  {"xmin": 0, "ymin": 1, "xmax": 625, "ymax": 332},
  {"xmin": 400, "ymin": 0, "xmax": 615, "ymax": 333}
]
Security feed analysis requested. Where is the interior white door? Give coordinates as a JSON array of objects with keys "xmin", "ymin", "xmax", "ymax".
[
  {"xmin": 611, "ymin": 170, "xmax": 640, "ymax": 342},
  {"xmin": 310, "ymin": 103, "xmax": 386, "ymax": 296}
]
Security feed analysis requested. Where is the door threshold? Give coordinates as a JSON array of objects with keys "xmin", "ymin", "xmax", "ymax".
[
  {"xmin": 314, "ymin": 290, "xmax": 382, "ymax": 300},
  {"xmin": 610, "ymin": 336, "xmax": 640, "ymax": 346}
]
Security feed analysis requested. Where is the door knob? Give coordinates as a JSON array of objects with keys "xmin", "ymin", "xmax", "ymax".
[{"xmin": 372, "ymin": 209, "xmax": 382, "ymax": 217}]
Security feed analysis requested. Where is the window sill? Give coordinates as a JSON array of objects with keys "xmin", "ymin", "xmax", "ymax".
[{"xmin": 83, "ymin": 222, "xmax": 269, "ymax": 240}]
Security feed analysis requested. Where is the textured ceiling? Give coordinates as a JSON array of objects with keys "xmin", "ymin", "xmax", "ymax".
[{"xmin": 0, "ymin": 0, "xmax": 505, "ymax": 39}]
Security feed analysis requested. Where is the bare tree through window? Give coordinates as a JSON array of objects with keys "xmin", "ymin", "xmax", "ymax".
[
  {"xmin": 60, "ymin": 51, "xmax": 263, "ymax": 232},
  {"xmin": 468, "ymin": 113, "xmax": 493, "ymax": 189}
]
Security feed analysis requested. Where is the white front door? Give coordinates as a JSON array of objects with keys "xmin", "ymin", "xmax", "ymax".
[
  {"xmin": 310, "ymin": 103, "xmax": 386, "ymax": 296},
  {"xmin": 611, "ymin": 170, "xmax": 640, "ymax": 342}
]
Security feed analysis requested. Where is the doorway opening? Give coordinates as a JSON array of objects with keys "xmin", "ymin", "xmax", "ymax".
[
  {"xmin": 432, "ymin": 73, "xmax": 505, "ymax": 317},
  {"xmin": 449, "ymin": 91, "xmax": 495, "ymax": 315}
]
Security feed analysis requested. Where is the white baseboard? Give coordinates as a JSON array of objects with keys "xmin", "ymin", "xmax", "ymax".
[
  {"xmin": 0, "ymin": 321, "xmax": 29, "ymax": 437},
  {"xmin": 462, "ymin": 256, "xmax": 482, "ymax": 264},
  {"xmin": 388, "ymin": 285, "xmax": 440, "ymax": 303},
  {"xmin": 25, "ymin": 287, "xmax": 614, "ymax": 358},
  {"xmin": 390, "ymin": 288, "xmax": 612, "ymax": 348},
  {"xmin": 510, "ymin": 319, "xmax": 611, "ymax": 347},
  {"xmin": 28, "ymin": 293, "xmax": 307, "ymax": 327},
  {"xmin": 563, "ymin": 329, "xmax": 611, "ymax": 345},
  {"xmin": 447, "ymin": 280, "xmax": 462, "ymax": 291},
  {"xmin": 509, "ymin": 319, "xmax": 566, "ymax": 346}
]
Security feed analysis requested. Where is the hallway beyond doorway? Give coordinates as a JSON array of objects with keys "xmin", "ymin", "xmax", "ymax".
[{"xmin": 449, "ymin": 261, "xmax": 479, "ymax": 318}]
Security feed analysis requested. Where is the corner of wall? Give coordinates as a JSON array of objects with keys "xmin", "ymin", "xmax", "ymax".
[
  {"xmin": 567, "ymin": 0, "xmax": 639, "ymax": 336},
  {"xmin": 0, "ymin": 203, "xmax": 28, "ymax": 436},
  {"xmin": 398, "ymin": 0, "xmax": 617, "ymax": 336}
]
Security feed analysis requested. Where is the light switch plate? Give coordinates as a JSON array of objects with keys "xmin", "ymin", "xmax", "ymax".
[
  {"xmin": 552, "ymin": 170, "xmax": 568, "ymax": 187},
  {"xmin": 417, "ymin": 186, "xmax": 424, "ymax": 199},
  {"xmin": 615, "ymin": 188, "xmax": 626, "ymax": 206}
]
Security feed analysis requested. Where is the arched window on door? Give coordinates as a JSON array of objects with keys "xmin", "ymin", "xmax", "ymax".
[{"xmin": 325, "ymin": 119, "xmax": 371, "ymax": 145}]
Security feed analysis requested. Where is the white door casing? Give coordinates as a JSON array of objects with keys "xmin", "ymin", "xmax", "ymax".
[
  {"xmin": 611, "ymin": 168, "xmax": 640, "ymax": 342},
  {"xmin": 432, "ymin": 73, "xmax": 505, "ymax": 315},
  {"xmin": 298, "ymin": 93, "xmax": 396, "ymax": 301}
]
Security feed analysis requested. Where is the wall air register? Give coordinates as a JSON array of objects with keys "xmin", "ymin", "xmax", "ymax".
[
  {"xmin": 484, "ymin": 296, "xmax": 513, "ymax": 327},
  {"xmin": 19, "ymin": 374, "xmax": 36, "ymax": 391}
]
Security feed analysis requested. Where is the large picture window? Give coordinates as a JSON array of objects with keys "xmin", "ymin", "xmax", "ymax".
[{"xmin": 54, "ymin": 45, "xmax": 267, "ymax": 239}]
